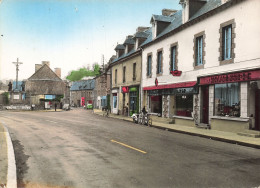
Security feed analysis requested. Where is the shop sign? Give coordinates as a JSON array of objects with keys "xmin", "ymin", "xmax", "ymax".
[
  {"xmin": 200, "ymin": 70, "xmax": 260, "ymax": 85},
  {"xmin": 155, "ymin": 78, "xmax": 158, "ymax": 87},
  {"xmin": 170, "ymin": 70, "xmax": 182, "ymax": 76},
  {"xmin": 121, "ymin": 86, "xmax": 129, "ymax": 93},
  {"xmin": 129, "ymin": 87, "xmax": 138, "ymax": 92},
  {"xmin": 148, "ymin": 87, "xmax": 198, "ymax": 96}
]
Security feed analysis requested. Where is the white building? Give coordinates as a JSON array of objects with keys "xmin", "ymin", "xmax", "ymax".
[{"xmin": 141, "ymin": 0, "xmax": 260, "ymax": 132}]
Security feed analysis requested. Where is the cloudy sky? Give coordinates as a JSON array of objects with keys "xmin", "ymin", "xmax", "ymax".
[{"xmin": 0, "ymin": 0, "xmax": 181, "ymax": 80}]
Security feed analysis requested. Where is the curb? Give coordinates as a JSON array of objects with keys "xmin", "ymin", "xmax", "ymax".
[
  {"xmin": 94, "ymin": 112, "xmax": 260, "ymax": 149},
  {"xmin": 150, "ymin": 125, "xmax": 260, "ymax": 149},
  {"xmin": 2, "ymin": 124, "xmax": 17, "ymax": 188}
]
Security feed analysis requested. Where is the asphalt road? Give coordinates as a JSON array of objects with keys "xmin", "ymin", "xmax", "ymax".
[{"xmin": 0, "ymin": 109, "xmax": 260, "ymax": 188}]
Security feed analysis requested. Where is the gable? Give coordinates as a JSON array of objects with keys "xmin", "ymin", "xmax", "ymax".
[{"xmin": 28, "ymin": 64, "xmax": 62, "ymax": 81}]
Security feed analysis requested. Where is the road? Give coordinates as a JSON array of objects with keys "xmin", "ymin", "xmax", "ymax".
[{"xmin": 0, "ymin": 109, "xmax": 260, "ymax": 188}]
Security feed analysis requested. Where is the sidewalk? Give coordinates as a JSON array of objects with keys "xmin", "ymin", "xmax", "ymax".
[
  {"xmin": 93, "ymin": 109, "xmax": 260, "ymax": 149},
  {"xmin": 0, "ymin": 123, "xmax": 8, "ymax": 187}
]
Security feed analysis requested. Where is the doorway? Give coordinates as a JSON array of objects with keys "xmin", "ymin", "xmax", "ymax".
[{"xmin": 202, "ymin": 86, "xmax": 209, "ymax": 124}]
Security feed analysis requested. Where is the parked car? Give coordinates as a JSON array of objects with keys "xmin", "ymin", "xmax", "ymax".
[{"xmin": 86, "ymin": 104, "xmax": 93, "ymax": 109}]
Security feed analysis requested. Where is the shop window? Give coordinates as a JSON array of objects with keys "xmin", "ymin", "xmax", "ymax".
[
  {"xmin": 176, "ymin": 95, "xmax": 193, "ymax": 117},
  {"xmin": 214, "ymin": 83, "xmax": 240, "ymax": 117}
]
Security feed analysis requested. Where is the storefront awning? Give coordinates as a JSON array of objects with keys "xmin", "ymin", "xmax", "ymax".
[{"xmin": 143, "ymin": 81, "xmax": 197, "ymax": 91}]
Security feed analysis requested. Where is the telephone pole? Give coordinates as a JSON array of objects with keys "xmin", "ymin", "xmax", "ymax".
[{"xmin": 12, "ymin": 58, "xmax": 23, "ymax": 90}]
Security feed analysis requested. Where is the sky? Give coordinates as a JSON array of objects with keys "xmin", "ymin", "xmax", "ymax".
[{"xmin": 0, "ymin": 0, "xmax": 181, "ymax": 81}]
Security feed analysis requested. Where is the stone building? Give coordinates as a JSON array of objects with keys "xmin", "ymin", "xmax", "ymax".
[
  {"xmin": 93, "ymin": 68, "xmax": 111, "ymax": 110},
  {"xmin": 140, "ymin": 0, "xmax": 260, "ymax": 132},
  {"xmin": 70, "ymin": 79, "xmax": 95, "ymax": 107},
  {"xmin": 25, "ymin": 61, "xmax": 65, "ymax": 109},
  {"xmin": 109, "ymin": 27, "xmax": 150, "ymax": 115}
]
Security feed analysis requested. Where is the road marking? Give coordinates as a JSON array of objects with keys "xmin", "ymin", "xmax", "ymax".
[
  {"xmin": 45, "ymin": 120, "xmax": 57, "ymax": 124},
  {"xmin": 111, "ymin": 139, "xmax": 147, "ymax": 154}
]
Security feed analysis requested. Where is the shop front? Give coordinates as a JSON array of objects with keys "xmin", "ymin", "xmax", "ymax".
[
  {"xmin": 144, "ymin": 81, "xmax": 198, "ymax": 125},
  {"xmin": 199, "ymin": 69, "xmax": 260, "ymax": 132},
  {"xmin": 112, "ymin": 89, "xmax": 119, "ymax": 114},
  {"xmin": 121, "ymin": 86, "xmax": 139, "ymax": 116}
]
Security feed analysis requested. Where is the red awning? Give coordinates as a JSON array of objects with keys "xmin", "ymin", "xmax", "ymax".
[{"xmin": 143, "ymin": 81, "xmax": 197, "ymax": 91}]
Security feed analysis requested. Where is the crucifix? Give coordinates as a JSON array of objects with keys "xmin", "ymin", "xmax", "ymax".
[{"xmin": 12, "ymin": 58, "xmax": 23, "ymax": 90}]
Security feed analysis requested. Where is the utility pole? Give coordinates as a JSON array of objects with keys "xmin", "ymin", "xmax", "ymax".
[{"xmin": 12, "ymin": 58, "xmax": 23, "ymax": 90}]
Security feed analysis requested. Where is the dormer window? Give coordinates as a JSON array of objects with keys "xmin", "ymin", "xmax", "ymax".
[{"xmin": 150, "ymin": 14, "xmax": 172, "ymax": 39}]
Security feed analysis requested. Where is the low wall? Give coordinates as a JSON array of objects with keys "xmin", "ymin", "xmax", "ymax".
[
  {"xmin": 211, "ymin": 117, "xmax": 250, "ymax": 133},
  {"xmin": 173, "ymin": 116, "xmax": 195, "ymax": 127}
]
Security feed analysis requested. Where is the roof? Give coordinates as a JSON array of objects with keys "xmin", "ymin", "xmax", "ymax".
[
  {"xmin": 151, "ymin": 14, "xmax": 174, "ymax": 23},
  {"xmin": 142, "ymin": 0, "xmax": 223, "ymax": 47},
  {"xmin": 134, "ymin": 31, "xmax": 150, "ymax": 38},
  {"xmin": 28, "ymin": 64, "xmax": 62, "ymax": 81},
  {"xmin": 189, "ymin": 0, "xmax": 222, "ymax": 21},
  {"xmin": 124, "ymin": 37, "xmax": 135, "ymax": 45},
  {"xmin": 70, "ymin": 79, "xmax": 95, "ymax": 91},
  {"xmin": 114, "ymin": 44, "xmax": 125, "ymax": 50}
]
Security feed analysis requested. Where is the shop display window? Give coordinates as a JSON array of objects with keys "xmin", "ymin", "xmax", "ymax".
[
  {"xmin": 214, "ymin": 83, "xmax": 240, "ymax": 117},
  {"xmin": 176, "ymin": 95, "xmax": 193, "ymax": 117}
]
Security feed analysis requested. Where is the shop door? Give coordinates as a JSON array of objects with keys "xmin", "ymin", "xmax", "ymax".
[
  {"xmin": 255, "ymin": 90, "xmax": 260, "ymax": 131},
  {"xmin": 202, "ymin": 86, "xmax": 209, "ymax": 124}
]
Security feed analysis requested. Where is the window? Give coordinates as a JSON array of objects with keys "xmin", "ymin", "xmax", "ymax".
[
  {"xmin": 133, "ymin": 63, "xmax": 136, "ymax": 80},
  {"xmin": 170, "ymin": 46, "xmax": 176, "ymax": 71},
  {"xmin": 196, "ymin": 36, "xmax": 203, "ymax": 66},
  {"xmin": 115, "ymin": 69, "xmax": 117, "ymax": 84},
  {"xmin": 147, "ymin": 55, "xmax": 152, "ymax": 76},
  {"xmin": 157, "ymin": 51, "xmax": 162, "ymax": 74},
  {"xmin": 219, "ymin": 19, "xmax": 235, "ymax": 65},
  {"xmin": 214, "ymin": 83, "xmax": 240, "ymax": 117},
  {"xmin": 176, "ymin": 95, "xmax": 193, "ymax": 117},
  {"xmin": 123, "ymin": 66, "xmax": 126, "ymax": 83},
  {"xmin": 222, "ymin": 25, "xmax": 232, "ymax": 60}
]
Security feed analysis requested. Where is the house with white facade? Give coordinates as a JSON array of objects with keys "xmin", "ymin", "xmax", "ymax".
[{"xmin": 141, "ymin": 0, "xmax": 260, "ymax": 132}]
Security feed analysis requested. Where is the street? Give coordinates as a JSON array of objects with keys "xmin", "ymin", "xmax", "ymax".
[{"xmin": 0, "ymin": 109, "xmax": 260, "ymax": 188}]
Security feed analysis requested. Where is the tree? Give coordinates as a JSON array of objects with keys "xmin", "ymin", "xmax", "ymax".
[{"xmin": 66, "ymin": 64, "xmax": 101, "ymax": 81}]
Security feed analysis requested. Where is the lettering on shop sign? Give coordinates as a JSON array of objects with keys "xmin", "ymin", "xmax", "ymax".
[{"xmin": 200, "ymin": 70, "xmax": 260, "ymax": 85}]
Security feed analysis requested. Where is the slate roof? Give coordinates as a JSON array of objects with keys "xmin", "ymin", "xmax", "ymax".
[
  {"xmin": 28, "ymin": 64, "xmax": 62, "ymax": 81},
  {"xmin": 134, "ymin": 31, "xmax": 150, "ymax": 38},
  {"xmin": 114, "ymin": 44, "xmax": 125, "ymax": 50},
  {"xmin": 141, "ymin": 0, "xmax": 222, "ymax": 47},
  {"xmin": 70, "ymin": 79, "xmax": 95, "ymax": 91},
  {"xmin": 151, "ymin": 14, "xmax": 174, "ymax": 23},
  {"xmin": 124, "ymin": 37, "xmax": 135, "ymax": 45},
  {"xmin": 189, "ymin": 0, "xmax": 222, "ymax": 21}
]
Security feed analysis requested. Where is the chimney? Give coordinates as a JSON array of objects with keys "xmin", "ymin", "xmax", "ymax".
[
  {"xmin": 55, "ymin": 68, "xmax": 61, "ymax": 78},
  {"xmin": 136, "ymin": 27, "xmax": 149, "ymax": 33},
  {"xmin": 42, "ymin": 61, "xmax": 50, "ymax": 67},
  {"xmin": 126, "ymin": 35, "xmax": 133, "ymax": 39},
  {"xmin": 162, "ymin": 9, "xmax": 177, "ymax": 16},
  {"xmin": 35, "ymin": 64, "xmax": 42, "ymax": 72}
]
